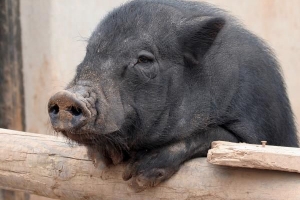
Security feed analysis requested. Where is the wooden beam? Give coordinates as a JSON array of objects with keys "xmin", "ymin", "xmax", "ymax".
[
  {"xmin": 1, "ymin": 128, "xmax": 300, "ymax": 200},
  {"xmin": 207, "ymin": 141, "xmax": 300, "ymax": 173}
]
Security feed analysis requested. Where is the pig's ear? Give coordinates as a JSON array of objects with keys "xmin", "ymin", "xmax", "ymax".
[{"xmin": 178, "ymin": 16, "xmax": 225, "ymax": 66}]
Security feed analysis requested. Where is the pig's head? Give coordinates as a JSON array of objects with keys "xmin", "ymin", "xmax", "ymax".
[{"xmin": 48, "ymin": 0, "xmax": 225, "ymax": 163}]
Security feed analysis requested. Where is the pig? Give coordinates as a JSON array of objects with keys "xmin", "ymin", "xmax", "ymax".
[{"xmin": 48, "ymin": 0, "xmax": 298, "ymax": 191}]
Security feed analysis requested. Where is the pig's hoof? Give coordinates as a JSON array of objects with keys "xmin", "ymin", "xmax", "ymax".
[
  {"xmin": 92, "ymin": 158, "xmax": 100, "ymax": 167},
  {"xmin": 123, "ymin": 166, "xmax": 177, "ymax": 192},
  {"xmin": 86, "ymin": 146, "xmax": 103, "ymax": 168}
]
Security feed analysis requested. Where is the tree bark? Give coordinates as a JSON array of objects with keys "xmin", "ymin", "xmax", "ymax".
[
  {"xmin": 0, "ymin": 0, "xmax": 26, "ymax": 199},
  {"xmin": 1, "ymin": 129, "xmax": 300, "ymax": 200},
  {"xmin": 207, "ymin": 141, "xmax": 300, "ymax": 173}
]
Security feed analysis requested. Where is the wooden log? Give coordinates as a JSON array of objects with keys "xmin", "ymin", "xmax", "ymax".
[
  {"xmin": 207, "ymin": 141, "xmax": 300, "ymax": 173},
  {"xmin": 1, "ymin": 129, "xmax": 300, "ymax": 200}
]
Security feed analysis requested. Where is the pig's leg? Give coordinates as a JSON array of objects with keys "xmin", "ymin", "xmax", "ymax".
[
  {"xmin": 123, "ymin": 127, "xmax": 238, "ymax": 192},
  {"xmin": 86, "ymin": 145, "xmax": 125, "ymax": 167},
  {"xmin": 86, "ymin": 146, "xmax": 111, "ymax": 167}
]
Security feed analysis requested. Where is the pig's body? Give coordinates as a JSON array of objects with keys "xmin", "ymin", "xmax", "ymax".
[{"xmin": 48, "ymin": 0, "xmax": 298, "ymax": 191}]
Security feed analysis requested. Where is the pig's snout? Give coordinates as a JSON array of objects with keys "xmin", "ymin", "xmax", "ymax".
[{"xmin": 48, "ymin": 90, "xmax": 92, "ymax": 132}]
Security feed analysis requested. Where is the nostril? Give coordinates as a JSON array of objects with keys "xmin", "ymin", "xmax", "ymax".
[
  {"xmin": 68, "ymin": 106, "xmax": 82, "ymax": 116},
  {"xmin": 49, "ymin": 104, "xmax": 59, "ymax": 115},
  {"xmin": 48, "ymin": 90, "xmax": 91, "ymax": 131}
]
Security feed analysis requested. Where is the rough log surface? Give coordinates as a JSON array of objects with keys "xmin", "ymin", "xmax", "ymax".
[
  {"xmin": 1, "ymin": 129, "xmax": 300, "ymax": 200},
  {"xmin": 208, "ymin": 141, "xmax": 300, "ymax": 173}
]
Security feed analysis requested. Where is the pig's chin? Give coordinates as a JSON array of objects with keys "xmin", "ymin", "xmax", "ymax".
[
  {"xmin": 58, "ymin": 125, "xmax": 104, "ymax": 145},
  {"xmin": 60, "ymin": 130, "xmax": 95, "ymax": 145},
  {"xmin": 60, "ymin": 128, "xmax": 121, "ymax": 146}
]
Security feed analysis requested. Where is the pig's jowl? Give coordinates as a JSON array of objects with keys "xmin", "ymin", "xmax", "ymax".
[{"xmin": 48, "ymin": 0, "xmax": 298, "ymax": 191}]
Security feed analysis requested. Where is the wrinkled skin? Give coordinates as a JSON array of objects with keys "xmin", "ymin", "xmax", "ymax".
[{"xmin": 48, "ymin": 0, "xmax": 298, "ymax": 192}]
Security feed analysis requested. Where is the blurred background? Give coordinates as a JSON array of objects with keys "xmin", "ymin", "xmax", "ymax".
[{"xmin": 0, "ymin": 0, "xmax": 299, "ymax": 199}]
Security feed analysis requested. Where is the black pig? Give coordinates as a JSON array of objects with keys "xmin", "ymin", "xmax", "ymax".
[{"xmin": 48, "ymin": 0, "xmax": 298, "ymax": 191}]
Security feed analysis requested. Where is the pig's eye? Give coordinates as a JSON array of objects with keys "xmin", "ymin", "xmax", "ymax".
[
  {"xmin": 136, "ymin": 50, "xmax": 155, "ymax": 65},
  {"xmin": 131, "ymin": 50, "xmax": 158, "ymax": 79},
  {"xmin": 137, "ymin": 56, "xmax": 153, "ymax": 64}
]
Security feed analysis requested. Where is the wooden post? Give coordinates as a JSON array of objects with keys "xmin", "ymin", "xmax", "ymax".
[
  {"xmin": 0, "ymin": 0, "xmax": 26, "ymax": 199},
  {"xmin": 0, "ymin": 0, "xmax": 25, "ymax": 130},
  {"xmin": 1, "ymin": 128, "xmax": 300, "ymax": 200}
]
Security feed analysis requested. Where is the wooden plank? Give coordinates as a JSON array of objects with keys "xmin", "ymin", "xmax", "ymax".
[
  {"xmin": 1, "ymin": 129, "xmax": 300, "ymax": 200},
  {"xmin": 207, "ymin": 141, "xmax": 300, "ymax": 173}
]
